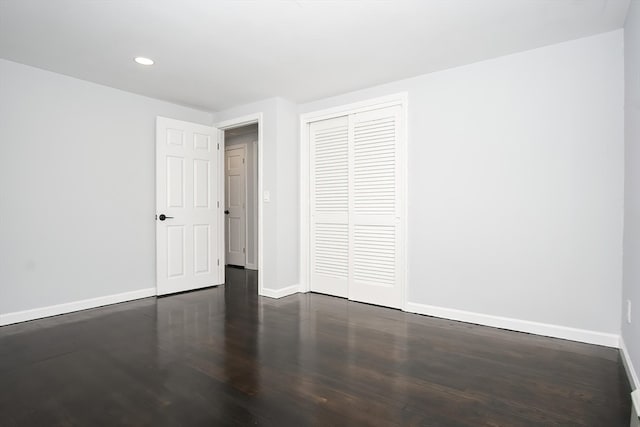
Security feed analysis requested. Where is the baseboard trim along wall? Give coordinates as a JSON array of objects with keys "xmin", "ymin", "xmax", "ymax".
[
  {"xmin": 0, "ymin": 288, "xmax": 156, "ymax": 327},
  {"xmin": 260, "ymin": 284, "xmax": 300, "ymax": 299},
  {"xmin": 404, "ymin": 301, "xmax": 620, "ymax": 348},
  {"xmin": 0, "ymin": 285, "xmax": 623, "ymax": 352},
  {"xmin": 632, "ymin": 390, "xmax": 640, "ymax": 425},
  {"xmin": 621, "ymin": 337, "xmax": 640, "ymax": 390}
]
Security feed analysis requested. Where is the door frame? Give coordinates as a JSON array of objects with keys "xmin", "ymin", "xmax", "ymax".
[
  {"xmin": 299, "ymin": 93, "xmax": 408, "ymax": 308},
  {"xmin": 247, "ymin": 141, "xmax": 258, "ymax": 271},
  {"xmin": 224, "ymin": 142, "xmax": 248, "ymax": 267},
  {"xmin": 216, "ymin": 113, "xmax": 264, "ymax": 295}
]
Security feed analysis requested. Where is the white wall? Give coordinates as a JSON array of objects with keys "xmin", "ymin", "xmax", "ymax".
[
  {"xmin": 0, "ymin": 59, "xmax": 213, "ymax": 317},
  {"xmin": 0, "ymin": 29, "xmax": 625, "ymax": 346},
  {"xmin": 225, "ymin": 127, "xmax": 258, "ymax": 269},
  {"xmin": 300, "ymin": 30, "xmax": 624, "ymax": 339},
  {"xmin": 623, "ymin": 0, "xmax": 640, "ymax": 389},
  {"xmin": 275, "ymin": 98, "xmax": 300, "ymax": 289},
  {"xmin": 214, "ymin": 97, "xmax": 299, "ymax": 292}
]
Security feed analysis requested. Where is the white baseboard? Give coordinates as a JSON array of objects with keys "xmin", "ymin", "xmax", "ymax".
[
  {"xmin": 621, "ymin": 336, "xmax": 639, "ymax": 390},
  {"xmin": 1, "ymin": 284, "xmax": 623, "ymax": 351},
  {"xmin": 404, "ymin": 301, "xmax": 619, "ymax": 348},
  {"xmin": 260, "ymin": 284, "xmax": 300, "ymax": 299},
  {"xmin": 0, "ymin": 288, "xmax": 156, "ymax": 327},
  {"xmin": 632, "ymin": 390, "xmax": 640, "ymax": 425}
]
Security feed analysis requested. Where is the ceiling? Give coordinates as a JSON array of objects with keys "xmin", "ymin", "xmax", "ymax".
[{"xmin": 0, "ymin": 0, "xmax": 630, "ymax": 112}]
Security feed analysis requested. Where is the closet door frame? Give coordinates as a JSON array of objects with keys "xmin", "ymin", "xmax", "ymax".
[{"xmin": 299, "ymin": 93, "xmax": 408, "ymax": 309}]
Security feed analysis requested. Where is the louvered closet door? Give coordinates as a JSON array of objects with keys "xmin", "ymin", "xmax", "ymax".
[
  {"xmin": 348, "ymin": 105, "xmax": 403, "ymax": 308},
  {"xmin": 310, "ymin": 116, "xmax": 349, "ymax": 297}
]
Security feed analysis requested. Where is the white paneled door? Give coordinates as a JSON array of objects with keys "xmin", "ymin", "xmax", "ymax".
[
  {"xmin": 309, "ymin": 105, "xmax": 404, "ymax": 308},
  {"xmin": 225, "ymin": 145, "xmax": 246, "ymax": 267},
  {"xmin": 156, "ymin": 117, "xmax": 222, "ymax": 295}
]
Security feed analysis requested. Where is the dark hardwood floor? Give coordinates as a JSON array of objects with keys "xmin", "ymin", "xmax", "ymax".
[{"xmin": 0, "ymin": 267, "xmax": 631, "ymax": 426}]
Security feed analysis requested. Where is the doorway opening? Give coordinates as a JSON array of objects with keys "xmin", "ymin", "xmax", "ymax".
[
  {"xmin": 223, "ymin": 123, "xmax": 259, "ymax": 271},
  {"xmin": 155, "ymin": 114, "xmax": 263, "ymax": 297}
]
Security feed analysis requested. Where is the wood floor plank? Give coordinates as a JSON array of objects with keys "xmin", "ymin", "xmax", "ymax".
[{"xmin": 0, "ymin": 268, "xmax": 631, "ymax": 426}]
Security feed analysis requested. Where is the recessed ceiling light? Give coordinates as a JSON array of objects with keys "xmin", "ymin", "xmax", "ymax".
[{"xmin": 134, "ymin": 57, "xmax": 154, "ymax": 66}]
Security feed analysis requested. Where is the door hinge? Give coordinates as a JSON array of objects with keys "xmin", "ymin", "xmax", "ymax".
[
  {"xmin": 243, "ymin": 158, "xmax": 245, "ymax": 164},
  {"xmin": 243, "ymin": 248, "xmax": 246, "ymax": 253},
  {"xmin": 217, "ymin": 201, "xmax": 219, "ymax": 208},
  {"xmin": 217, "ymin": 259, "xmax": 220, "ymax": 266},
  {"xmin": 217, "ymin": 143, "xmax": 220, "ymax": 150}
]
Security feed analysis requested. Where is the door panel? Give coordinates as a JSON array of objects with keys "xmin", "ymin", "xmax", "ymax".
[
  {"xmin": 167, "ymin": 225, "xmax": 185, "ymax": 278},
  {"xmin": 310, "ymin": 116, "xmax": 349, "ymax": 297},
  {"xmin": 193, "ymin": 224, "xmax": 211, "ymax": 275},
  {"xmin": 225, "ymin": 146, "xmax": 246, "ymax": 266},
  {"xmin": 156, "ymin": 117, "xmax": 221, "ymax": 295},
  {"xmin": 348, "ymin": 106, "xmax": 403, "ymax": 308},
  {"xmin": 194, "ymin": 159, "xmax": 210, "ymax": 208},
  {"xmin": 167, "ymin": 156, "xmax": 184, "ymax": 207}
]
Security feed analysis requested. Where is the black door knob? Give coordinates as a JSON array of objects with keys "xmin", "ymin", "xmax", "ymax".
[
  {"xmin": 158, "ymin": 214, "xmax": 174, "ymax": 221},
  {"xmin": 224, "ymin": 210, "xmax": 230, "ymax": 215}
]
